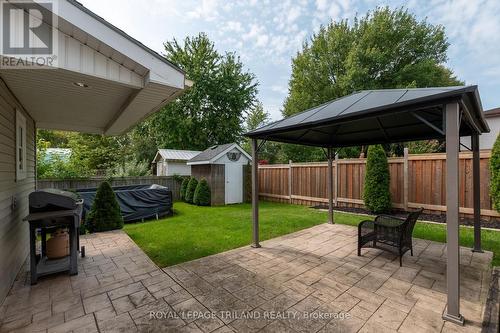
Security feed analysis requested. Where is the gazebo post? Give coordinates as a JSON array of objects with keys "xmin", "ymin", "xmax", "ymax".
[
  {"xmin": 251, "ymin": 138, "xmax": 260, "ymax": 248},
  {"xmin": 328, "ymin": 147, "xmax": 334, "ymax": 224},
  {"xmin": 443, "ymin": 102, "xmax": 464, "ymax": 325},
  {"xmin": 472, "ymin": 134, "xmax": 482, "ymax": 252}
]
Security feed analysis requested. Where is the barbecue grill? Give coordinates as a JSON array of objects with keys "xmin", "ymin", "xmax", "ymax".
[{"xmin": 24, "ymin": 189, "xmax": 84, "ymax": 284}]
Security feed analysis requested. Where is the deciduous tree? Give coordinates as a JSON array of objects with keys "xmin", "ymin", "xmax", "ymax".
[
  {"xmin": 147, "ymin": 33, "xmax": 258, "ymax": 151},
  {"xmin": 282, "ymin": 7, "xmax": 462, "ymax": 161}
]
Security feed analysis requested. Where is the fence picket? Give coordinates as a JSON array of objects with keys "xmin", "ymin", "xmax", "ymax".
[{"xmin": 259, "ymin": 151, "xmax": 499, "ymax": 220}]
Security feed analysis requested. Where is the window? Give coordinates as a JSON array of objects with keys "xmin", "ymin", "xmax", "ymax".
[{"xmin": 16, "ymin": 109, "xmax": 26, "ymax": 181}]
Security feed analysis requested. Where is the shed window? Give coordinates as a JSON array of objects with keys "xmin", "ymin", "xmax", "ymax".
[{"xmin": 16, "ymin": 109, "xmax": 27, "ymax": 181}]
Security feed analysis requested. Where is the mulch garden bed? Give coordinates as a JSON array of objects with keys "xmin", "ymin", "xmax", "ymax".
[{"xmin": 311, "ymin": 205, "xmax": 500, "ymax": 229}]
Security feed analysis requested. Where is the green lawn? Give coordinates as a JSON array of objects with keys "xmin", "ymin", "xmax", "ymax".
[{"xmin": 124, "ymin": 201, "xmax": 500, "ymax": 267}]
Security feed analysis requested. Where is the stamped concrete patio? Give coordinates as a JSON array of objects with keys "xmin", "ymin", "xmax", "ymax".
[{"xmin": 0, "ymin": 223, "xmax": 493, "ymax": 333}]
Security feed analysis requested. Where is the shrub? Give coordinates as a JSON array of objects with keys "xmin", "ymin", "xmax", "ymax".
[
  {"xmin": 490, "ymin": 133, "xmax": 500, "ymax": 212},
  {"xmin": 193, "ymin": 178, "xmax": 211, "ymax": 206},
  {"xmin": 180, "ymin": 178, "xmax": 189, "ymax": 201},
  {"xmin": 185, "ymin": 177, "xmax": 198, "ymax": 204},
  {"xmin": 363, "ymin": 144, "xmax": 391, "ymax": 213},
  {"xmin": 86, "ymin": 181, "xmax": 123, "ymax": 232}
]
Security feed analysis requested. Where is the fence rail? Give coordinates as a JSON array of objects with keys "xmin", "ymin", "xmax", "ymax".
[
  {"xmin": 37, "ymin": 176, "xmax": 182, "ymax": 201},
  {"xmin": 259, "ymin": 151, "xmax": 499, "ymax": 220}
]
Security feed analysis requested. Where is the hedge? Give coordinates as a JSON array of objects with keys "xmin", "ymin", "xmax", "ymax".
[
  {"xmin": 86, "ymin": 181, "xmax": 123, "ymax": 232},
  {"xmin": 185, "ymin": 177, "xmax": 198, "ymax": 203},
  {"xmin": 490, "ymin": 133, "xmax": 500, "ymax": 212},
  {"xmin": 193, "ymin": 178, "xmax": 211, "ymax": 206},
  {"xmin": 363, "ymin": 144, "xmax": 391, "ymax": 213}
]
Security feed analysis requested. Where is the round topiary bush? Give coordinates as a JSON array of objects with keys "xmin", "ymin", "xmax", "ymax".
[
  {"xmin": 363, "ymin": 144, "xmax": 391, "ymax": 213},
  {"xmin": 193, "ymin": 178, "xmax": 211, "ymax": 206},
  {"xmin": 86, "ymin": 181, "xmax": 123, "ymax": 232},
  {"xmin": 180, "ymin": 177, "xmax": 189, "ymax": 201},
  {"xmin": 490, "ymin": 133, "xmax": 500, "ymax": 212},
  {"xmin": 185, "ymin": 177, "xmax": 198, "ymax": 204}
]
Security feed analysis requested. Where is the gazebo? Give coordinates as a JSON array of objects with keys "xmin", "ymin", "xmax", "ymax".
[{"xmin": 245, "ymin": 86, "xmax": 490, "ymax": 325}]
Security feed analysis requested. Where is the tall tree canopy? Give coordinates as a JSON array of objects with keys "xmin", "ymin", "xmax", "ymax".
[
  {"xmin": 280, "ymin": 7, "xmax": 461, "ymax": 161},
  {"xmin": 284, "ymin": 7, "xmax": 461, "ymax": 117},
  {"xmin": 145, "ymin": 33, "xmax": 258, "ymax": 151},
  {"xmin": 242, "ymin": 102, "xmax": 283, "ymax": 163}
]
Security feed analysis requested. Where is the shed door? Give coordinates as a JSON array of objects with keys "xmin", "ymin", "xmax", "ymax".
[{"xmin": 225, "ymin": 163, "xmax": 242, "ymax": 204}]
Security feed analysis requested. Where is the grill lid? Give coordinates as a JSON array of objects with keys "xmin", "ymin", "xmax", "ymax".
[{"xmin": 29, "ymin": 189, "xmax": 80, "ymax": 212}]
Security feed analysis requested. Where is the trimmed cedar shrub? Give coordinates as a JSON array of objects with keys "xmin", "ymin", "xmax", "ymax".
[
  {"xmin": 490, "ymin": 133, "xmax": 500, "ymax": 212},
  {"xmin": 87, "ymin": 181, "xmax": 123, "ymax": 232},
  {"xmin": 243, "ymin": 163, "xmax": 252, "ymax": 203},
  {"xmin": 193, "ymin": 178, "xmax": 211, "ymax": 206},
  {"xmin": 185, "ymin": 177, "xmax": 198, "ymax": 204},
  {"xmin": 180, "ymin": 177, "xmax": 189, "ymax": 201},
  {"xmin": 363, "ymin": 144, "xmax": 391, "ymax": 213}
]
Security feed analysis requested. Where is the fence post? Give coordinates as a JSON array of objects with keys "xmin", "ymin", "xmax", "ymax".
[
  {"xmin": 288, "ymin": 160, "xmax": 292, "ymax": 203},
  {"xmin": 334, "ymin": 154, "xmax": 338, "ymax": 205},
  {"xmin": 403, "ymin": 147, "xmax": 409, "ymax": 211}
]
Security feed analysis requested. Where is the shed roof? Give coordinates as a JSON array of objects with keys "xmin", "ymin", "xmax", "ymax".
[
  {"xmin": 187, "ymin": 143, "xmax": 251, "ymax": 165},
  {"xmin": 245, "ymin": 86, "xmax": 489, "ymax": 148},
  {"xmin": 154, "ymin": 149, "xmax": 201, "ymax": 162}
]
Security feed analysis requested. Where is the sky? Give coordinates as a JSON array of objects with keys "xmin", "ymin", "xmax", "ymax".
[{"xmin": 79, "ymin": 0, "xmax": 500, "ymax": 120}]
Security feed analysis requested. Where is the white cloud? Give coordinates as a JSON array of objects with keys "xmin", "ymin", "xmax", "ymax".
[
  {"xmin": 271, "ymin": 85, "xmax": 288, "ymax": 94},
  {"xmin": 186, "ymin": 0, "xmax": 220, "ymax": 21},
  {"xmin": 225, "ymin": 21, "xmax": 243, "ymax": 32},
  {"xmin": 316, "ymin": 0, "xmax": 328, "ymax": 11},
  {"xmin": 78, "ymin": 0, "xmax": 500, "ymax": 116},
  {"xmin": 256, "ymin": 34, "xmax": 270, "ymax": 47},
  {"xmin": 287, "ymin": 6, "xmax": 302, "ymax": 24}
]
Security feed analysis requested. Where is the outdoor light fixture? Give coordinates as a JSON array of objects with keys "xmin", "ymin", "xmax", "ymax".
[{"xmin": 72, "ymin": 82, "xmax": 89, "ymax": 88}]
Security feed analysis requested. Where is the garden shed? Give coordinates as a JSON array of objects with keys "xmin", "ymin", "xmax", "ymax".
[
  {"xmin": 152, "ymin": 149, "xmax": 201, "ymax": 176},
  {"xmin": 187, "ymin": 143, "xmax": 251, "ymax": 205}
]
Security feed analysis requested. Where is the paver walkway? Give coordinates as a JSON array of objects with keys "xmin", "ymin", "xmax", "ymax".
[{"xmin": 0, "ymin": 223, "xmax": 493, "ymax": 333}]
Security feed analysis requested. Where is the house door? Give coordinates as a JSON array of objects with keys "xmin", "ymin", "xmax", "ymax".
[{"xmin": 225, "ymin": 163, "xmax": 242, "ymax": 204}]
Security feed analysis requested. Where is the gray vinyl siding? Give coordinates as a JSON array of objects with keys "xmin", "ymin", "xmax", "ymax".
[{"xmin": 0, "ymin": 79, "xmax": 35, "ymax": 304}]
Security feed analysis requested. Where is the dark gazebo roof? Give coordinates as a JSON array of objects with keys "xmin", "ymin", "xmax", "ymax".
[{"xmin": 245, "ymin": 86, "xmax": 489, "ymax": 148}]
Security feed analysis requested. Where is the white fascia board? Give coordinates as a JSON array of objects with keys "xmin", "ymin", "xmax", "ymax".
[
  {"xmin": 57, "ymin": 32, "xmax": 144, "ymax": 88},
  {"xmin": 37, "ymin": 121, "xmax": 104, "ymax": 134},
  {"xmin": 210, "ymin": 144, "xmax": 253, "ymax": 163},
  {"xmin": 186, "ymin": 160, "xmax": 210, "ymax": 166},
  {"xmin": 187, "ymin": 144, "xmax": 252, "ymax": 165},
  {"xmin": 152, "ymin": 151, "xmax": 163, "ymax": 163},
  {"xmin": 55, "ymin": 0, "xmax": 185, "ymax": 89},
  {"xmin": 236, "ymin": 145, "xmax": 252, "ymax": 161}
]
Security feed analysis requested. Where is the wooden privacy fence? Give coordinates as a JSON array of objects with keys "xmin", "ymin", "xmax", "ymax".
[
  {"xmin": 37, "ymin": 176, "xmax": 182, "ymax": 201},
  {"xmin": 259, "ymin": 151, "xmax": 500, "ymax": 220}
]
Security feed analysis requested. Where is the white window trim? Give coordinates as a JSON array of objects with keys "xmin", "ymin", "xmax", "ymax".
[{"xmin": 16, "ymin": 109, "xmax": 27, "ymax": 181}]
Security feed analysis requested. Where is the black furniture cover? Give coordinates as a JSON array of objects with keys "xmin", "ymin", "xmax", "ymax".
[{"xmin": 76, "ymin": 184, "xmax": 172, "ymax": 222}]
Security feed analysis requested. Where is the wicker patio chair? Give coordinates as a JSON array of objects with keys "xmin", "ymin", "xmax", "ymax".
[{"xmin": 357, "ymin": 208, "xmax": 423, "ymax": 266}]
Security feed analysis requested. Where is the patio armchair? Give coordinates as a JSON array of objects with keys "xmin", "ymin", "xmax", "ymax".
[{"xmin": 357, "ymin": 208, "xmax": 423, "ymax": 266}]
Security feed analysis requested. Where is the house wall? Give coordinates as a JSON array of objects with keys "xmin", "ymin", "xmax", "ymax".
[
  {"xmin": 156, "ymin": 160, "xmax": 192, "ymax": 176},
  {"xmin": 461, "ymin": 116, "xmax": 499, "ymax": 150},
  {"xmin": 156, "ymin": 161, "xmax": 164, "ymax": 176},
  {"xmin": 0, "ymin": 80, "xmax": 36, "ymax": 303},
  {"xmin": 191, "ymin": 164, "xmax": 225, "ymax": 205},
  {"xmin": 166, "ymin": 161, "xmax": 191, "ymax": 176}
]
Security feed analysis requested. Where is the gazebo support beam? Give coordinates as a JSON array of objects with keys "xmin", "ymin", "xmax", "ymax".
[
  {"xmin": 327, "ymin": 147, "xmax": 334, "ymax": 224},
  {"xmin": 443, "ymin": 102, "xmax": 465, "ymax": 325},
  {"xmin": 251, "ymin": 138, "xmax": 261, "ymax": 248},
  {"xmin": 472, "ymin": 134, "xmax": 483, "ymax": 252}
]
